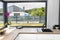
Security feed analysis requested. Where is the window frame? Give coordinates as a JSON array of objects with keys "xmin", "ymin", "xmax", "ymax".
[{"xmin": 2, "ymin": 1, "xmax": 47, "ymax": 28}]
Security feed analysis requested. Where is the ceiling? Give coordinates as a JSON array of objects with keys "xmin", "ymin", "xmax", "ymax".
[{"xmin": 3, "ymin": 0, "xmax": 47, "ymax": 1}]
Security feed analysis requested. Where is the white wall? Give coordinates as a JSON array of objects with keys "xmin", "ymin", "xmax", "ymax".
[{"xmin": 47, "ymin": 0, "xmax": 59, "ymax": 28}]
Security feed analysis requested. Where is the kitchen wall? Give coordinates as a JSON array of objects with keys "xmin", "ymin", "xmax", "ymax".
[{"xmin": 47, "ymin": 0, "xmax": 59, "ymax": 29}]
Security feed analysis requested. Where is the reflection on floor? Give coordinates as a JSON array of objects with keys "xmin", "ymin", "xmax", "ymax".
[
  {"xmin": 15, "ymin": 34, "xmax": 60, "ymax": 40},
  {"xmin": 0, "ymin": 27, "xmax": 16, "ymax": 40}
]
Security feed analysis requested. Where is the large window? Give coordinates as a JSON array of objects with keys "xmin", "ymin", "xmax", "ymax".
[
  {"xmin": 0, "ymin": 1, "xmax": 4, "ymax": 28},
  {"xmin": 7, "ymin": 2, "xmax": 47, "ymax": 27}
]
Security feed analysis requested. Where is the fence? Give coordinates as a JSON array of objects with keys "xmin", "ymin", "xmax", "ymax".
[{"xmin": 8, "ymin": 16, "xmax": 45, "ymax": 23}]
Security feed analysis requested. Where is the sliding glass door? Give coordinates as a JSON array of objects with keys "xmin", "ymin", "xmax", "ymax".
[{"xmin": 7, "ymin": 2, "xmax": 46, "ymax": 27}]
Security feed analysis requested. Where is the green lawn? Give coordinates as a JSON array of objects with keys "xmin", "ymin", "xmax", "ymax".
[{"xmin": 0, "ymin": 23, "xmax": 44, "ymax": 27}]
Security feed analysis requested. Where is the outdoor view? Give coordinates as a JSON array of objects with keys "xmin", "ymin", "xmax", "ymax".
[
  {"xmin": 0, "ymin": 2, "xmax": 4, "ymax": 28},
  {"xmin": 7, "ymin": 2, "xmax": 46, "ymax": 27}
]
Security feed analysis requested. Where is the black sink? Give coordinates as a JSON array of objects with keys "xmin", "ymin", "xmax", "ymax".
[{"xmin": 42, "ymin": 29, "xmax": 53, "ymax": 32}]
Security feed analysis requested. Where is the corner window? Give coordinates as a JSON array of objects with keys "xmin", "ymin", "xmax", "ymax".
[{"xmin": 7, "ymin": 2, "xmax": 46, "ymax": 27}]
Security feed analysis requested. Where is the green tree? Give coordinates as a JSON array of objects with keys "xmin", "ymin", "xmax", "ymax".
[
  {"xmin": 25, "ymin": 7, "xmax": 45, "ymax": 23},
  {"xmin": 38, "ymin": 9, "xmax": 45, "ymax": 23}
]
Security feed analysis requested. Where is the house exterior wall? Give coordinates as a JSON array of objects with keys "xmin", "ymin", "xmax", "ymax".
[
  {"xmin": 9, "ymin": 12, "xmax": 27, "ymax": 16},
  {"xmin": 8, "ymin": 6, "xmax": 13, "ymax": 13},
  {"xmin": 8, "ymin": 5, "xmax": 24, "ymax": 13}
]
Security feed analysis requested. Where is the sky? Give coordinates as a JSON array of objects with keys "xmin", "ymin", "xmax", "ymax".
[
  {"xmin": 0, "ymin": 2, "xmax": 45, "ymax": 10},
  {"xmin": 7, "ymin": 2, "xmax": 45, "ymax": 10},
  {"xmin": 0, "ymin": 2, "xmax": 3, "ymax": 8}
]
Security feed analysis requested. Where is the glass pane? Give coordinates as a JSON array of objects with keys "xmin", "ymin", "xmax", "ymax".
[
  {"xmin": 0, "ymin": 2, "xmax": 4, "ymax": 28},
  {"xmin": 7, "ymin": 2, "xmax": 46, "ymax": 27}
]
